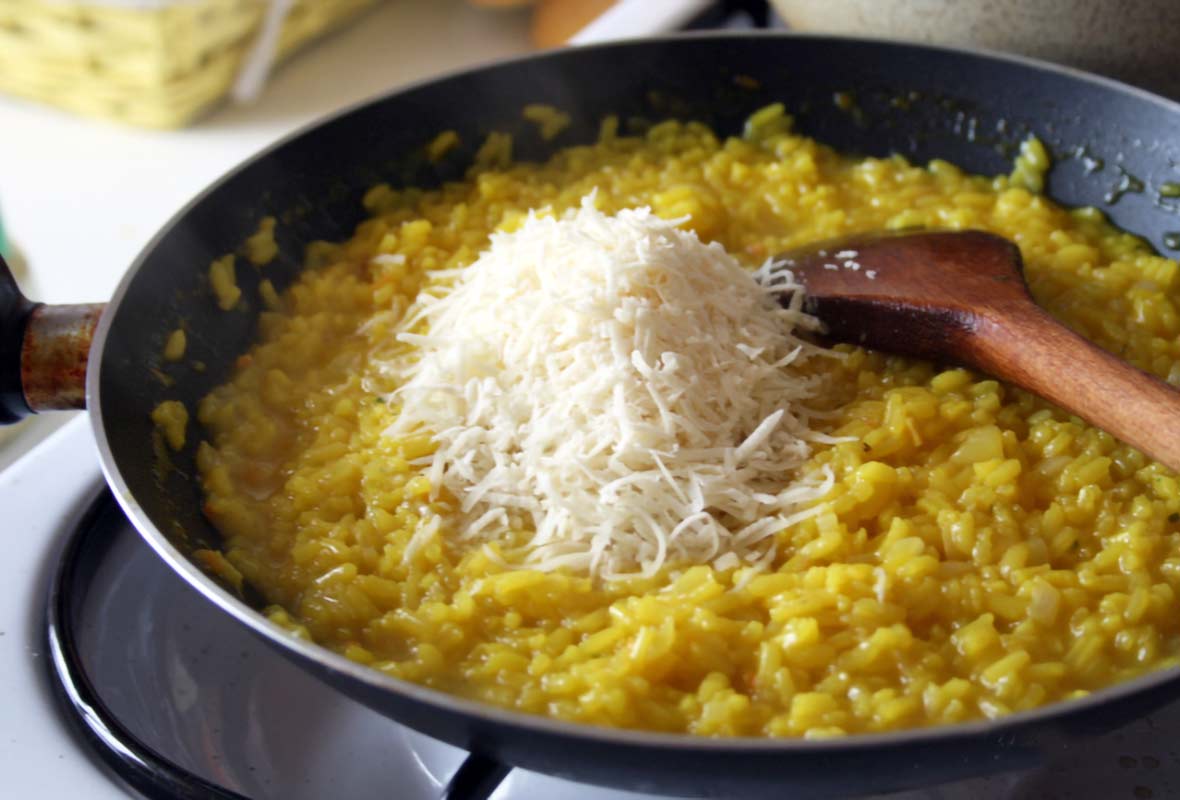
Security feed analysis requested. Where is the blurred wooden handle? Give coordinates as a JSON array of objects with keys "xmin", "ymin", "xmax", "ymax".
[
  {"xmin": 532, "ymin": 0, "xmax": 617, "ymax": 47},
  {"xmin": 466, "ymin": 0, "xmax": 618, "ymax": 47}
]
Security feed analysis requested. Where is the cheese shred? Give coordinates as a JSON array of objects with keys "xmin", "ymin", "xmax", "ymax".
[{"xmin": 383, "ymin": 197, "xmax": 836, "ymax": 579}]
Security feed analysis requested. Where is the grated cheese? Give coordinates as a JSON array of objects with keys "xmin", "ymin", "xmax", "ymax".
[{"xmin": 382, "ymin": 196, "xmax": 836, "ymax": 579}]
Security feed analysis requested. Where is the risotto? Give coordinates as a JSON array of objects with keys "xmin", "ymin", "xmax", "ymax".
[{"xmin": 194, "ymin": 107, "xmax": 1180, "ymax": 738}]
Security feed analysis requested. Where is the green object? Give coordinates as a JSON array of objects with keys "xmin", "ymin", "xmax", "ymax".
[{"xmin": 0, "ymin": 204, "xmax": 27, "ymax": 278}]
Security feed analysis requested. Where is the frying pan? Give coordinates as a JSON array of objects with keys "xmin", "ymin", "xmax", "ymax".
[{"xmin": 5, "ymin": 33, "xmax": 1180, "ymax": 799}]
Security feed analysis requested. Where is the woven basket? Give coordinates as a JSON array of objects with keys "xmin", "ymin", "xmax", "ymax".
[{"xmin": 0, "ymin": 0, "xmax": 379, "ymax": 128}]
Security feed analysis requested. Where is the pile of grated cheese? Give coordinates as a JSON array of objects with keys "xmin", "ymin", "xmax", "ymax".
[{"xmin": 383, "ymin": 196, "xmax": 838, "ymax": 580}]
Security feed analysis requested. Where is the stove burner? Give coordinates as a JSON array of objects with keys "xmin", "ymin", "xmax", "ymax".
[
  {"xmin": 41, "ymin": 491, "xmax": 508, "ymax": 800},
  {"xmin": 45, "ymin": 494, "xmax": 249, "ymax": 800}
]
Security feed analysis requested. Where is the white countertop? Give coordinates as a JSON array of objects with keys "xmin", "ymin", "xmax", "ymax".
[{"xmin": 0, "ymin": 0, "xmax": 534, "ymax": 307}]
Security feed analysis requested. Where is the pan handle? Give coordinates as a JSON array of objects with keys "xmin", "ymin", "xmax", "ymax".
[{"xmin": 0, "ymin": 253, "xmax": 104, "ymax": 423}]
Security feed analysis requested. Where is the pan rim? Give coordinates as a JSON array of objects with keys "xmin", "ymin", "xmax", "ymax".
[{"xmin": 87, "ymin": 30, "xmax": 1180, "ymax": 755}]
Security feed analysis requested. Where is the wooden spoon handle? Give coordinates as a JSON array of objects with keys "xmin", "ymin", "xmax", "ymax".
[{"xmin": 970, "ymin": 302, "xmax": 1180, "ymax": 470}]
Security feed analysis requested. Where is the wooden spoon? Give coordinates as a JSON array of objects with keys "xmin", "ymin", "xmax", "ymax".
[{"xmin": 777, "ymin": 230, "xmax": 1180, "ymax": 472}]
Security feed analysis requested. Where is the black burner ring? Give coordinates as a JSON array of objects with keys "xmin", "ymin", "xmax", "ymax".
[
  {"xmin": 43, "ymin": 489, "xmax": 509, "ymax": 800},
  {"xmin": 45, "ymin": 490, "xmax": 249, "ymax": 799}
]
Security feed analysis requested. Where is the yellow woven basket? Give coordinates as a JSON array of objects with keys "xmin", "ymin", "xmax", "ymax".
[{"xmin": 0, "ymin": 0, "xmax": 379, "ymax": 128}]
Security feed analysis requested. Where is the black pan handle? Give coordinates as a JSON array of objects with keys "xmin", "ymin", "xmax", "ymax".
[
  {"xmin": 0, "ymin": 253, "xmax": 104, "ymax": 423},
  {"xmin": 0, "ymin": 253, "xmax": 35, "ymax": 423},
  {"xmin": 443, "ymin": 753, "xmax": 512, "ymax": 800}
]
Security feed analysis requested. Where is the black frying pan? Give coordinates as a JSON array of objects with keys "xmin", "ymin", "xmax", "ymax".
[{"xmin": 5, "ymin": 33, "xmax": 1180, "ymax": 799}]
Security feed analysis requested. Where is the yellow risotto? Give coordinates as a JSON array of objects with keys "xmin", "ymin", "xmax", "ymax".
[{"xmin": 195, "ymin": 108, "xmax": 1180, "ymax": 737}]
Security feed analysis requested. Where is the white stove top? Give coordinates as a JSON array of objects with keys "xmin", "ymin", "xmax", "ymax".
[{"xmin": 1, "ymin": 415, "xmax": 122, "ymax": 799}]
